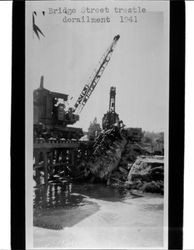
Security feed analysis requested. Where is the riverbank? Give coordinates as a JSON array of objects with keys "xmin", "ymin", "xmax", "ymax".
[{"xmin": 34, "ymin": 184, "xmax": 164, "ymax": 248}]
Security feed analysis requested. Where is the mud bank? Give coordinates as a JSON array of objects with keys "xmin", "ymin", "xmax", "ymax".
[{"xmin": 34, "ymin": 184, "xmax": 164, "ymax": 248}]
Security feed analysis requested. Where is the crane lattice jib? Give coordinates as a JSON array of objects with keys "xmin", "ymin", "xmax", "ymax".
[{"xmin": 74, "ymin": 35, "xmax": 120, "ymax": 114}]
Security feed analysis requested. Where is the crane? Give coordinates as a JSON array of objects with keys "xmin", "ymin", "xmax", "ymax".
[
  {"xmin": 73, "ymin": 34, "xmax": 120, "ymax": 114},
  {"xmin": 109, "ymin": 86, "xmax": 116, "ymax": 113},
  {"xmin": 102, "ymin": 87, "xmax": 120, "ymax": 130}
]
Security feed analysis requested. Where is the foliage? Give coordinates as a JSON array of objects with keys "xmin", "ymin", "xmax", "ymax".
[
  {"xmin": 88, "ymin": 117, "xmax": 101, "ymax": 141},
  {"xmin": 142, "ymin": 131, "xmax": 164, "ymax": 144}
]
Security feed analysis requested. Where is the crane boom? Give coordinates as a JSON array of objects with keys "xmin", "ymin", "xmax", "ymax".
[{"xmin": 73, "ymin": 34, "xmax": 120, "ymax": 114}]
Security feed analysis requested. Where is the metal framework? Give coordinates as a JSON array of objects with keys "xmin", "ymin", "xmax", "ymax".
[{"xmin": 73, "ymin": 35, "xmax": 120, "ymax": 114}]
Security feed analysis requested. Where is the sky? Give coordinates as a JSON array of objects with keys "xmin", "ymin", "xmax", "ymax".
[{"xmin": 26, "ymin": 1, "xmax": 169, "ymax": 132}]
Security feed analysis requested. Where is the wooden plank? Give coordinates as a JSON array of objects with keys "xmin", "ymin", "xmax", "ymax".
[
  {"xmin": 34, "ymin": 142, "xmax": 79, "ymax": 149},
  {"xmin": 44, "ymin": 152, "xmax": 48, "ymax": 185}
]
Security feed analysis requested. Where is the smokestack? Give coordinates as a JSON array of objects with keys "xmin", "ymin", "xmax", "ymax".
[{"xmin": 40, "ymin": 75, "xmax": 44, "ymax": 89}]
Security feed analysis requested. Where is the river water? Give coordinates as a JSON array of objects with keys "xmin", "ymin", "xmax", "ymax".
[{"xmin": 33, "ymin": 182, "xmax": 164, "ymax": 248}]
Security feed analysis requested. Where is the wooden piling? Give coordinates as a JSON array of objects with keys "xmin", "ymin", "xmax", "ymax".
[
  {"xmin": 34, "ymin": 152, "xmax": 40, "ymax": 185},
  {"xmin": 44, "ymin": 151, "xmax": 48, "ymax": 185}
]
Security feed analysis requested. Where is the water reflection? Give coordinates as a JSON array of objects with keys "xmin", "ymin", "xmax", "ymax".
[
  {"xmin": 72, "ymin": 183, "xmax": 140, "ymax": 202},
  {"xmin": 34, "ymin": 183, "xmax": 86, "ymax": 212},
  {"xmin": 34, "ymin": 182, "xmax": 141, "ymax": 213},
  {"xmin": 33, "ymin": 182, "xmax": 143, "ymax": 230}
]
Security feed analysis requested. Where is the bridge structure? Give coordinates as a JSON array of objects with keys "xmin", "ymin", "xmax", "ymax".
[{"xmin": 33, "ymin": 140, "xmax": 90, "ymax": 185}]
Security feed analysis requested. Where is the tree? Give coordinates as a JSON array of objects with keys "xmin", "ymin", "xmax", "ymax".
[{"xmin": 88, "ymin": 117, "xmax": 101, "ymax": 141}]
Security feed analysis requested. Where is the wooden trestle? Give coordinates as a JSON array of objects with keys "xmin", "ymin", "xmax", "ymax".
[{"xmin": 33, "ymin": 141, "xmax": 88, "ymax": 185}]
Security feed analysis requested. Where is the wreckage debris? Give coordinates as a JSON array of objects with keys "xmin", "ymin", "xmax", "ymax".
[
  {"xmin": 74, "ymin": 126, "xmax": 164, "ymax": 195},
  {"xmin": 39, "ymin": 125, "xmax": 164, "ymax": 195},
  {"xmin": 125, "ymin": 155, "xmax": 164, "ymax": 194}
]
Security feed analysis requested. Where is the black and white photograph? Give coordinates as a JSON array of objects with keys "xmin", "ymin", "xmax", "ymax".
[{"xmin": 25, "ymin": 1, "xmax": 169, "ymax": 248}]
